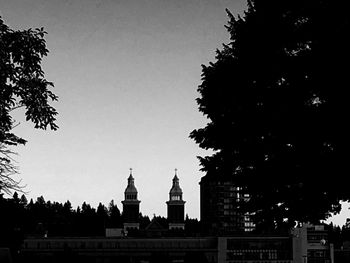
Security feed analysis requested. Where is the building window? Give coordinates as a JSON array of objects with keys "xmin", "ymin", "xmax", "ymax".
[{"xmin": 171, "ymin": 195, "xmax": 180, "ymax": 201}]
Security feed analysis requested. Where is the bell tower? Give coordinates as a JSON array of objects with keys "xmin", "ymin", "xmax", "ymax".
[
  {"xmin": 166, "ymin": 169, "xmax": 185, "ymax": 230},
  {"xmin": 122, "ymin": 169, "xmax": 140, "ymax": 231}
]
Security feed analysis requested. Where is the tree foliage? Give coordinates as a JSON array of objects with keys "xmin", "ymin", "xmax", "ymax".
[
  {"xmin": 190, "ymin": 0, "xmax": 349, "ymax": 229},
  {"xmin": 0, "ymin": 17, "xmax": 58, "ymax": 193}
]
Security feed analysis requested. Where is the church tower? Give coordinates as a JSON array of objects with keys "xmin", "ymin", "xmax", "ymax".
[
  {"xmin": 166, "ymin": 169, "xmax": 185, "ymax": 230},
  {"xmin": 122, "ymin": 169, "xmax": 140, "ymax": 231}
]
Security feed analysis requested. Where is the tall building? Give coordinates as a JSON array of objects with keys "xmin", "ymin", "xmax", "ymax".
[
  {"xmin": 166, "ymin": 170, "xmax": 185, "ymax": 230},
  {"xmin": 200, "ymin": 175, "xmax": 254, "ymax": 234},
  {"xmin": 121, "ymin": 169, "xmax": 140, "ymax": 231}
]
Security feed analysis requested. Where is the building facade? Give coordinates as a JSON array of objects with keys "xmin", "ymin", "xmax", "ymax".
[
  {"xmin": 200, "ymin": 176, "xmax": 254, "ymax": 234},
  {"xmin": 21, "ymin": 225, "xmax": 334, "ymax": 263},
  {"xmin": 21, "ymin": 237, "xmax": 218, "ymax": 263}
]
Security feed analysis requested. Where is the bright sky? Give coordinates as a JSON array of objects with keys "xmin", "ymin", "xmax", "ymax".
[{"xmin": 1, "ymin": 0, "xmax": 348, "ymax": 226}]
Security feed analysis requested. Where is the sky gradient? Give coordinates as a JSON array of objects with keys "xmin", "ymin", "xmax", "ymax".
[{"xmin": 1, "ymin": 0, "xmax": 348, "ymax": 226}]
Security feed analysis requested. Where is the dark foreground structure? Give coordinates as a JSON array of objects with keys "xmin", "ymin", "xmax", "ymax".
[{"xmin": 17, "ymin": 224, "xmax": 339, "ymax": 263}]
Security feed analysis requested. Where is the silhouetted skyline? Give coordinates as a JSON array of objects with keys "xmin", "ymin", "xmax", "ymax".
[{"xmin": 0, "ymin": 0, "xmax": 348, "ymax": 226}]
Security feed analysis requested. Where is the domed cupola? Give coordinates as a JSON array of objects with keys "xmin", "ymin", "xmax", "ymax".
[
  {"xmin": 169, "ymin": 172, "xmax": 183, "ymax": 201},
  {"xmin": 124, "ymin": 171, "xmax": 138, "ymax": 200}
]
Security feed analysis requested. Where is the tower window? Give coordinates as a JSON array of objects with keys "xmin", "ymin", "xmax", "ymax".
[{"xmin": 171, "ymin": 195, "xmax": 180, "ymax": 201}]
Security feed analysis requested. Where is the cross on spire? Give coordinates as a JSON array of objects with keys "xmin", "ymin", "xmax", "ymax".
[
  {"xmin": 129, "ymin": 168, "xmax": 133, "ymax": 175},
  {"xmin": 175, "ymin": 168, "xmax": 178, "ymax": 175}
]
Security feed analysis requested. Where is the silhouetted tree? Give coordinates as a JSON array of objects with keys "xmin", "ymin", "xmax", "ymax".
[
  {"xmin": 0, "ymin": 193, "xmax": 26, "ymax": 256},
  {"xmin": 107, "ymin": 199, "xmax": 122, "ymax": 227},
  {"xmin": 191, "ymin": 0, "xmax": 349, "ymax": 230},
  {"xmin": 0, "ymin": 16, "xmax": 58, "ymax": 194},
  {"xmin": 12, "ymin": 191, "xmax": 19, "ymax": 204},
  {"xmin": 185, "ymin": 214, "xmax": 201, "ymax": 235},
  {"xmin": 342, "ymin": 219, "xmax": 350, "ymax": 242},
  {"xmin": 139, "ymin": 213, "xmax": 151, "ymax": 229},
  {"xmin": 328, "ymin": 223, "xmax": 342, "ymax": 249},
  {"xmin": 151, "ymin": 215, "xmax": 168, "ymax": 229},
  {"xmin": 63, "ymin": 200, "xmax": 72, "ymax": 213},
  {"xmin": 19, "ymin": 194, "xmax": 28, "ymax": 207},
  {"xmin": 96, "ymin": 202, "xmax": 108, "ymax": 234},
  {"xmin": 97, "ymin": 202, "xmax": 108, "ymax": 217}
]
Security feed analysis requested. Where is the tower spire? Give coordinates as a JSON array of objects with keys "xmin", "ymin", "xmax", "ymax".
[
  {"xmin": 166, "ymin": 170, "xmax": 185, "ymax": 230},
  {"xmin": 122, "ymin": 169, "xmax": 140, "ymax": 231}
]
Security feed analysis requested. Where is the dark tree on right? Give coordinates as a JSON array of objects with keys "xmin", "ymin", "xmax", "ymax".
[{"xmin": 191, "ymin": 0, "xmax": 349, "ymax": 231}]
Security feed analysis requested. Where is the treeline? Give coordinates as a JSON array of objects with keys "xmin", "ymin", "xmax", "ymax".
[
  {"xmin": 1, "ymin": 192, "xmax": 125, "ymax": 238},
  {"xmin": 0, "ymin": 192, "xmax": 200, "ymax": 250}
]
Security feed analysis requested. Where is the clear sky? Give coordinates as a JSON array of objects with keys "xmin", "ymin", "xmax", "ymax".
[{"xmin": 1, "ymin": 0, "xmax": 348, "ymax": 226}]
